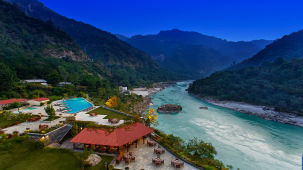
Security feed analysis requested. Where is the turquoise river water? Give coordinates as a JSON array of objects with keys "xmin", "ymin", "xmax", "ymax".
[{"xmin": 151, "ymin": 81, "xmax": 303, "ymax": 170}]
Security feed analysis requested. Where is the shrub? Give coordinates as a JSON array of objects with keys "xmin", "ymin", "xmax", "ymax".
[{"xmin": 44, "ymin": 105, "xmax": 56, "ymax": 118}]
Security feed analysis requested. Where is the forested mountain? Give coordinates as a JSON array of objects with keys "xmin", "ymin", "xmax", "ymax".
[
  {"xmin": 188, "ymin": 28, "xmax": 303, "ymax": 115},
  {"xmin": 233, "ymin": 29, "xmax": 303, "ymax": 69},
  {"xmin": 188, "ymin": 58, "xmax": 303, "ymax": 115},
  {"xmin": 0, "ymin": 0, "xmax": 92, "ymax": 79},
  {"xmin": 5, "ymin": 0, "xmax": 176, "ymax": 85},
  {"xmin": 126, "ymin": 29, "xmax": 272, "ymax": 78},
  {"xmin": 0, "ymin": 0, "xmax": 104, "ymax": 96}
]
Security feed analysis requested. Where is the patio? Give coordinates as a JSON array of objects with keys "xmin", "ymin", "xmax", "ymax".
[{"xmin": 114, "ymin": 137, "xmax": 198, "ymax": 170}]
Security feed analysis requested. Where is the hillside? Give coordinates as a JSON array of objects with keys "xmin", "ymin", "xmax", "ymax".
[
  {"xmin": 233, "ymin": 29, "xmax": 303, "ymax": 69},
  {"xmin": 0, "ymin": 1, "xmax": 86, "ymax": 62},
  {"xmin": 188, "ymin": 58, "xmax": 303, "ymax": 115},
  {"xmin": 127, "ymin": 29, "xmax": 272, "ymax": 78},
  {"xmin": 0, "ymin": 0, "xmax": 93, "ymax": 80},
  {"xmin": 6, "ymin": 0, "xmax": 175, "ymax": 85}
]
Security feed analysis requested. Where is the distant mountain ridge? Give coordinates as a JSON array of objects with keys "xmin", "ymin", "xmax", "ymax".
[
  {"xmin": 126, "ymin": 29, "xmax": 272, "ymax": 78},
  {"xmin": 232, "ymin": 29, "xmax": 303, "ymax": 69},
  {"xmin": 115, "ymin": 34, "xmax": 129, "ymax": 41},
  {"xmin": 5, "ymin": 0, "xmax": 175, "ymax": 85}
]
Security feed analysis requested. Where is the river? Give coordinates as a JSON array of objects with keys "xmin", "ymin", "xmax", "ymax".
[{"xmin": 151, "ymin": 81, "xmax": 303, "ymax": 170}]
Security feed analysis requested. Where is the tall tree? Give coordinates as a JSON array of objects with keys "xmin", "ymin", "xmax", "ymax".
[{"xmin": 0, "ymin": 63, "xmax": 16, "ymax": 92}]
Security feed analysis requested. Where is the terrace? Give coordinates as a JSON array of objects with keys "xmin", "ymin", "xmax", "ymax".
[
  {"xmin": 73, "ymin": 106, "xmax": 131, "ymax": 126},
  {"xmin": 69, "ymin": 122, "xmax": 197, "ymax": 170},
  {"xmin": 75, "ymin": 110, "xmax": 125, "ymax": 126},
  {"xmin": 113, "ymin": 138, "xmax": 196, "ymax": 170}
]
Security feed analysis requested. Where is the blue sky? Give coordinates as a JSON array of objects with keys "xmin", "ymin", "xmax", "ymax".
[{"xmin": 40, "ymin": 0, "xmax": 303, "ymax": 41}]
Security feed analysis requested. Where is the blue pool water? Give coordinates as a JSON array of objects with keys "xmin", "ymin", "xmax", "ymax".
[
  {"xmin": 63, "ymin": 98, "xmax": 93, "ymax": 114},
  {"xmin": 24, "ymin": 107, "xmax": 36, "ymax": 111}
]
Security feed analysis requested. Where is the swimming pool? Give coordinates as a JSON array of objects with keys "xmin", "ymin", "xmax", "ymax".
[
  {"xmin": 24, "ymin": 107, "xmax": 36, "ymax": 111},
  {"xmin": 63, "ymin": 98, "xmax": 93, "ymax": 114},
  {"xmin": 13, "ymin": 107, "xmax": 37, "ymax": 113}
]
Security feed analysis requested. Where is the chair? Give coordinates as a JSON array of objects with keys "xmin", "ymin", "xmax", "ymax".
[
  {"xmin": 129, "ymin": 152, "xmax": 135, "ymax": 161},
  {"xmin": 124, "ymin": 157, "xmax": 130, "ymax": 164},
  {"xmin": 147, "ymin": 140, "xmax": 155, "ymax": 147}
]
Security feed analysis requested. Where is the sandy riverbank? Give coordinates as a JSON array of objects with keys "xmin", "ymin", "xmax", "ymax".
[
  {"xmin": 199, "ymin": 97, "xmax": 303, "ymax": 127},
  {"xmin": 132, "ymin": 82, "xmax": 174, "ymax": 114}
]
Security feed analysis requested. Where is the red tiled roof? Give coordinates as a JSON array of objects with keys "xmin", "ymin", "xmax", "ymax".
[
  {"xmin": 0, "ymin": 99, "xmax": 27, "ymax": 105},
  {"xmin": 33, "ymin": 98, "xmax": 49, "ymax": 102},
  {"xmin": 70, "ymin": 122, "xmax": 153, "ymax": 146}
]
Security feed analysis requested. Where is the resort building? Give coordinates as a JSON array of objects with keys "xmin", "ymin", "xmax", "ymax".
[
  {"xmin": 70, "ymin": 122, "xmax": 153, "ymax": 152},
  {"xmin": 0, "ymin": 99, "xmax": 27, "ymax": 110},
  {"xmin": 58, "ymin": 82, "xmax": 72, "ymax": 86},
  {"xmin": 22, "ymin": 79, "xmax": 48, "ymax": 86},
  {"xmin": 119, "ymin": 86, "xmax": 128, "ymax": 93}
]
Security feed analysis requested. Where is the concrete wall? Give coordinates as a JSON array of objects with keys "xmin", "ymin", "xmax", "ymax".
[{"xmin": 28, "ymin": 124, "xmax": 72, "ymax": 145}]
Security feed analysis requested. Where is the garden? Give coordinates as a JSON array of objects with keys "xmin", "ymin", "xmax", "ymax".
[
  {"xmin": 87, "ymin": 107, "xmax": 131, "ymax": 120},
  {"xmin": 0, "ymin": 135, "xmax": 117, "ymax": 170},
  {"xmin": 153, "ymin": 129, "xmax": 228, "ymax": 170},
  {"xmin": 0, "ymin": 111, "xmax": 35, "ymax": 129}
]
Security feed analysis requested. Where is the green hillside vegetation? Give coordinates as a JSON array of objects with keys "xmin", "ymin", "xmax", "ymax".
[
  {"xmin": 0, "ymin": 0, "xmax": 86, "ymax": 61},
  {"xmin": 188, "ymin": 58, "xmax": 303, "ymax": 115},
  {"xmin": 0, "ymin": 1, "xmax": 145, "ymax": 115},
  {"xmin": 6, "ymin": 0, "xmax": 177, "ymax": 85},
  {"xmin": 0, "ymin": 0, "xmax": 173, "ymax": 108},
  {"xmin": 0, "ymin": 0, "xmax": 100, "ymax": 97}
]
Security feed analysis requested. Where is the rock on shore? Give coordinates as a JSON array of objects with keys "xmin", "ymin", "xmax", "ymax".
[{"xmin": 157, "ymin": 104, "xmax": 182, "ymax": 113}]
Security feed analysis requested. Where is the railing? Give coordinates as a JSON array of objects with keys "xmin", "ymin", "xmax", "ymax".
[
  {"xmin": 98, "ymin": 105, "xmax": 134, "ymax": 118},
  {"xmin": 28, "ymin": 124, "xmax": 72, "ymax": 144}
]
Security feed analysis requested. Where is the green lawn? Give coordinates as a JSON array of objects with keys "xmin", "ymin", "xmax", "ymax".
[
  {"xmin": 0, "ymin": 137, "xmax": 116, "ymax": 170},
  {"xmin": 0, "ymin": 112, "xmax": 32, "ymax": 129},
  {"xmin": 88, "ymin": 107, "xmax": 131, "ymax": 120},
  {"xmin": 0, "ymin": 118, "xmax": 13, "ymax": 128}
]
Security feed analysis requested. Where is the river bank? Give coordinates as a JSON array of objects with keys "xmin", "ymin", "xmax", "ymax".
[
  {"xmin": 132, "ymin": 82, "xmax": 174, "ymax": 114},
  {"xmin": 153, "ymin": 81, "xmax": 303, "ymax": 170},
  {"xmin": 197, "ymin": 96, "xmax": 303, "ymax": 127}
]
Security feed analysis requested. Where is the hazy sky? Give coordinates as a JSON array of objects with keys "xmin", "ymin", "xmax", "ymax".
[{"xmin": 40, "ymin": 0, "xmax": 303, "ymax": 41}]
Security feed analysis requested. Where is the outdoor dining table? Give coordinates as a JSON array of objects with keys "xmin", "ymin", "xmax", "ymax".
[
  {"xmin": 147, "ymin": 140, "xmax": 156, "ymax": 146},
  {"xmin": 171, "ymin": 159, "xmax": 184, "ymax": 168},
  {"xmin": 108, "ymin": 118, "xmax": 120, "ymax": 124},
  {"xmin": 124, "ymin": 153, "xmax": 135, "ymax": 164},
  {"xmin": 152, "ymin": 157, "xmax": 164, "ymax": 166},
  {"xmin": 154, "ymin": 147, "xmax": 165, "ymax": 154}
]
